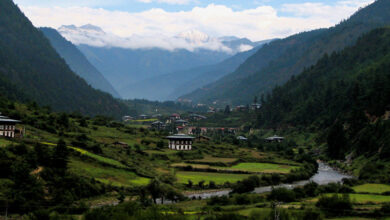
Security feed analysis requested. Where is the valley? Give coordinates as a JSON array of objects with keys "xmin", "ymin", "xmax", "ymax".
[{"xmin": 0, "ymin": 0, "xmax": 390, "ymax": 219}]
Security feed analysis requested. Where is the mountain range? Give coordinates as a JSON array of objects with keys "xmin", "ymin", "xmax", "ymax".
[
  {"xmin": 57, "ymin": 25, "xmax": 266, "ymax": 99},
  {"xmin": 119, "ymin": 39, "xmax": 274, "ymax": 101},
  {"xmin": 0, "ymin": 0, "xmax": 129, "ymax": 117},
  {"xmin": 180, "ymin": 0, "xmax": 390, "ymax": 106}
]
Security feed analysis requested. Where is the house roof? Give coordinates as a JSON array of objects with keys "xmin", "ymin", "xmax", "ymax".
[
  {"xmin": 237, "ymin": 136, "xmax": 248, "ymax": 140},
  {"xmin": 166, "ymin": 134, "xmax": 195, "ymax": 139},
  {"xmin": 265, "ymin": 135, "xmax": 284, "ymax": 140},
  {"xmin": 175, "ymin": 119, "xmax": 188, "ymax": 123},
  {"xmin": 0, "ymin": 115, "xmax": 21, "ymax": 123}
]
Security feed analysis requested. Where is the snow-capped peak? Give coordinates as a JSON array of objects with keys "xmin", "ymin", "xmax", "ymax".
[{"xmin": 177, "ymin": 30, "xmax": 210, "ymax": 44}]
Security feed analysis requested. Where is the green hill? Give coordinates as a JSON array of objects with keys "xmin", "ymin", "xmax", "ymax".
[
  {"xmin": 256, "ymin": 27, "xmax": 390, "ymax": 180},
  {"xmin": 182, "ymin": 0, "xmax": 390, "ymax": 106},
  {"xmin": 0, "ymin": 0, "xmax": 128, "ymax": 117}
]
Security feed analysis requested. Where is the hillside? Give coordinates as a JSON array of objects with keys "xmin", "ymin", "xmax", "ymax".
[
  {"xmin": 40, "ymin": 28, "xmax": 121, "ymax": 98},
  {"xmin": 182, "ymin": 0, "xmax": 390, "ymax": 106},
  {"xmin": 256, "ymin": 27, "xmax": 390, "ymax": 179},
  {"xmin": 0, "ymin": 0, "xmax": 128, "ymax": 117}
]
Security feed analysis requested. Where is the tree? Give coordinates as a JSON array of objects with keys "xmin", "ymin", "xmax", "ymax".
[
  {"xmin": 224, "ymin": 105, "xmax": 231, "ymax": 114},
  {"xmin": 147, "ymin": 179, "xmax": 163, "ymax": 204},
  {"xmin": 327, "ymin": 122, "xmax": 348, "ymax": 159},
  {"xmin": 53, "ymin": 139, "xmax": 69, "ymax": 173}
]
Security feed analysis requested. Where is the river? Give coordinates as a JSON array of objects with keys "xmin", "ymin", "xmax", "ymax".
[{"xmin": 185, "ymin": 162, "xmax": 353, "ymax": 200}]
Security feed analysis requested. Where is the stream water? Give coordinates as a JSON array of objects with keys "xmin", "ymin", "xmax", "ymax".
[{"xmin": 185, "ymin": 162, "xmax": 353, "ymax": 200}]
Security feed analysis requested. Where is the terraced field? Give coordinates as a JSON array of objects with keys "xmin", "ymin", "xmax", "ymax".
[
  {"xmin": 222, "ymin": 162, "xmax": 299, "ymax": 174},
  {"xmin": 171, "ymin": 162, "xmax": 299, "ymax": 174},
  {"xmin": 191, "ymin": 156, "xmax": 238, "ymax": 163},
  {"xmin": 69, "ymin": 159, "xmax": 150, "ymax": 187},
  {"xmin": 353, "ymin": 183, "xmax": 390, "ymax": 194},
  {"xmin": 176, "ymin": 171, "xmax": 252, "ymax": 185}
]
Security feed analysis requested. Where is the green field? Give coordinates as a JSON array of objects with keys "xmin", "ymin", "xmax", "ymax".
[
  {"xmin": 69, "ymin": 159, "xmax": 150, "ymax": 187},
  {"xmin": 318, "ymin": 194, "xmax": 390, "ymax": 204},
  {"xmin": 176, "ymin": 171, "xmax": 252, "ymax": 184},
  {"xmin": 223, "ymin": 162, "xmax": 298, "ymax": 174},
  {"xmin": 70, "ymin": 146, "xmax": 128, "ymax": 169},
  {"xmin": 353, "ymin": 184, "xmax": 390, "ymax": 194},
  {"xmin": 191, "ymin": 156, "xmax": 238, "ymax": 163}
]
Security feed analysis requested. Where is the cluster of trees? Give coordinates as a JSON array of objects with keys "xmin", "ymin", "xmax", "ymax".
[
  {"xmin": 254, "ymin": 28, "xmax": 390, "ymax": 163},
  {"xmin": 0, "ymin": 140, "xmax": 106, "ymax": 215}
]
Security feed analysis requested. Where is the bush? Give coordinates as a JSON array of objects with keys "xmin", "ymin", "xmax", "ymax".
[
  {"xmin": 316, "ymin": 194, "xmax": 352, "ymax": 216},
  {"xmin": 268, "ymin": 187, "xmax": 296, "ymax": 202}
]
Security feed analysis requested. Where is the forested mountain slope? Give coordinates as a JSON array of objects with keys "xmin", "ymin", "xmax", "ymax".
[
  {"xmin": 0, "ymin": 0, "xmax": 129, "ymax": 117},
  {"xmin": 182, "ymin": 0, "xmax": 390, "ymax": 106},
  {"xmin": 40, "ymin": 28, "xmax": 121, "ymax": 98},
  {"xmin": 257, "ymin": 27, "xmax": 390, "ymax": 167}
]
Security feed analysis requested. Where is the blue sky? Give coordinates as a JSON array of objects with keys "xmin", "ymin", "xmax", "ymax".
[
  {"xmin": 14, "ymin": 0, "xmax": 358, "ymax": 13},
  {"xmin": 14, "ymin": 0, "xmax": 374, "ymax": 48}
]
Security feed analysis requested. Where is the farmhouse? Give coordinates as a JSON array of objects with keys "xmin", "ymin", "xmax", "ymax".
[
  {"xmin": 151, "ymin": 121, "xmax": 165, "ymax": 130},
  {"xmin": 265, "ymin": 135, "xmax": 285, "ymax": 143},
  {"xmin": 0, "ymin": 115, "xmax": 21, "ymax": 138},
  {"xmin": 166, "ymin": 134, "xmax": 194, "ymax": 151}
]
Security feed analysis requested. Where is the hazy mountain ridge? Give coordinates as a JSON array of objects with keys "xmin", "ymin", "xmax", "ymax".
[
  {"xmin": 181, "ymin": 0, "xmax": 390, "ymax": 106},
  {"xmin": 119, "ymin": 39, "xmax": 274, "ymax": 101},
  {"xmin": 40, "ymin": 27, "xmax": 121, "ymax": 98},
  {"xmin": 0, "ymin": 0, "xmax": 129, "ymax": 117}
]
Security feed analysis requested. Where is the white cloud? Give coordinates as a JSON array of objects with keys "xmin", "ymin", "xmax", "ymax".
[
  {"xmin": 19, "ymin": 0, "xmax": 375, "ymax": 50},
  {"xmin": 58, "ymin": 25, "xmax": 233, "ymax": 52},
  {"xmin": 238, "ymin": 44, "xmax": 254, "ymax": 52},
  {"xmin": 281, "ymin": 0, "xmax": 374, "ymax": 23}
]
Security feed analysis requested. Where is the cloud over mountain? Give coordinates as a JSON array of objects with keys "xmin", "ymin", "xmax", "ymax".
[{"xmin": 58, "ymin": 25, "xmax": 237, "ymax": 52}]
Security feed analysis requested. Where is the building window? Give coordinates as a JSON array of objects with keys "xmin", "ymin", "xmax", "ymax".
[{"xmin": 0, "ymin": 125, "xmax": 3, "ymax": 130}]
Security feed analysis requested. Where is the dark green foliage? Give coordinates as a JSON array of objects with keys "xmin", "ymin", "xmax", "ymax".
[
  {"xmin": 327, "ymin": 122, "xmax": 348, "ymax": 159},
  {"xmin": 40, "ymin": 27, "xmax": 120, "ymax": 98},
  {"xmin": 183, "ymin": 0, "xmax": 390, "ymax": 106},
  {"xmin": 0, "ymin": 0, "xmax": 129, "ymax": 117},
  {"xmin": 316, "ymin": 194, "xmax": 352, "ymax": 216},
  {"xmin": 254, "ymin": 27, "xmax": 390, "ymax": 161},
  {"xmin": 268, "ymin": 187, "xmax": 296, "ymax": 202}
]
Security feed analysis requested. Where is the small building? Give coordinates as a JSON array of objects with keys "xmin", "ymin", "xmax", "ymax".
[
  {"xmin": 122, "ymin": 115, "xmax": 134, "ymax": 122},
  {"xmin": 139, "ymin": 114, "xmax": 149, "ymax": 120},
  {"xmin": 166, "ymin": 134, "xmax": 195, "ymax": 151},
  {"xmin": 151, "ymin": 121, "xmax": 165, "ymax": 130},
  {"xmin": 251, "ymin": 103, "xmax": 262, "ymax": 110},
  {"xmin": 175, "ymin": 119, "xmax": 188, "ymax": 127},
  {"xmin": 189, "ymin": 114, "xmax": 207, "ymax": 121},
  {"xmin": 0, "ymin": 115, "xmax": 21, "ymax": 138},
  {"xmin": 265, "ymin": 135, "xmax": 284, "ymax": 143},
  {"xmin": 237, "ymin": 136, "xmax": 248, "ymax": 141}
]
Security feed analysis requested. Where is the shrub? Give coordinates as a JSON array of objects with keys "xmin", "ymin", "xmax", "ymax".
[{"xmin": 268, "ymin": 187, "xmax": 296, "ymax": 202}]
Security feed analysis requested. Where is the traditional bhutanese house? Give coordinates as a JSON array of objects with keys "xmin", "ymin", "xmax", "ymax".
[
  {"xmin": 0, "ymin": 115, "xmax": 21, "ymax": 138},
  {"xmin": 139, "ymin": 114, "xmax": 149, "ymax": 119},
  {"xmin": 175, "ymin": 119, "xmax": 188, "ymax": 127},
  {"xmin": 265, "ymin": 135, "xmax": 284, "ymax": 143},
  {"xmin": 166, "ymin": 134, "xmax": 195, "ymax": 151},
  {"xmin": 151, "ymin": 121, "xmax": 165, "ymax": 130}
]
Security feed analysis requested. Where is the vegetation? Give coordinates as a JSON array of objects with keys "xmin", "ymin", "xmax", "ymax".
[
  {"xmin": 0, "ymin": 0, "xmax": 130, "ymax": 117},
  {"xmin": 182, "ymin": 0, "xmax": 390, "ymax": 106}
]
